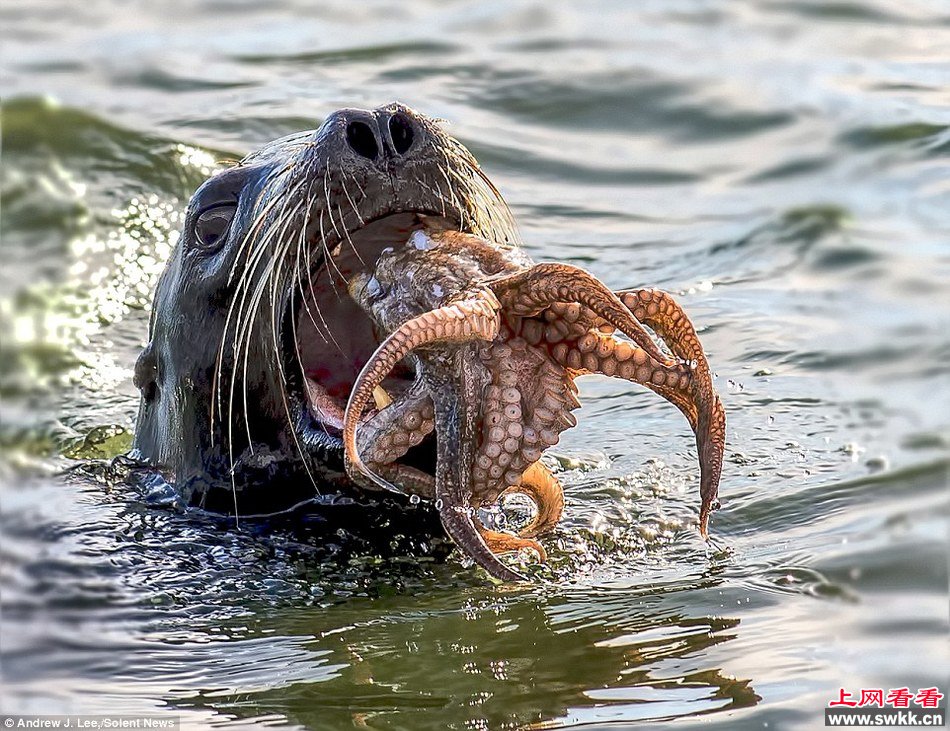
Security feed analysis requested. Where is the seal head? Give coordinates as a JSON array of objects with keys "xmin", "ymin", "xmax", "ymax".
[{"xmin": 132, "ymin": 104, "xmax": 517, "ymax": 512}]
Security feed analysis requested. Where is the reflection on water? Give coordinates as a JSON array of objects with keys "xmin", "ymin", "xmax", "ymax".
[{"xmin": 1, "ymin": 1, "xmax": 948, "ymax": 728}]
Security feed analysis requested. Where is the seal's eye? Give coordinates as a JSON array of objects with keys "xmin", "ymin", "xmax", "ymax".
[{"xmin": 194, "ymin": 204, "xmax": 236, "ymax": 251}]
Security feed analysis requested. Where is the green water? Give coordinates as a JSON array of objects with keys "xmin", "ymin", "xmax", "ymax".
[{"xmin": 1, "ymin": 2, "xmax": 948, "ymax": 729}]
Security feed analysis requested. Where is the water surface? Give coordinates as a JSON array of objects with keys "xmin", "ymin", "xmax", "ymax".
[{"xmin": 2, "ymin": 1, "xmax": 948, "ymax": 728}]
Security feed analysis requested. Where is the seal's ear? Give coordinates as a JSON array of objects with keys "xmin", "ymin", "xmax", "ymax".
[{"xmin": 134, "ymin": 342, "xmax": 158, "ymax": 403}]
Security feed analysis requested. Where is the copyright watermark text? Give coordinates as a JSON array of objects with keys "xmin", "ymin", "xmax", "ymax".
[{"xmin": 1, "ymin": 717, "xmax": 178, "ymax": 730}]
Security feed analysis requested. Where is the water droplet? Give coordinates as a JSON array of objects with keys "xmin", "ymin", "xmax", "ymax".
[
  {"xmin": 435, "ymin": 499, "xmax": 444, "ymax": 510},
  {"xmin": 409, "ymin": 494, "xmax": 421, "ymax": 505}
]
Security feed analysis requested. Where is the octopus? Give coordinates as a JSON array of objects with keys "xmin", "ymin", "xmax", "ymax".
[{"xmin": 342, "ymin": 218, "xmax": 725, "ymax": 581}]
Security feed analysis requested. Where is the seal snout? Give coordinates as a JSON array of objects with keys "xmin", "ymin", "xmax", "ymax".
[{"xmin": 338, "ymin": 105, "xmax": 419, "ymax": 164}]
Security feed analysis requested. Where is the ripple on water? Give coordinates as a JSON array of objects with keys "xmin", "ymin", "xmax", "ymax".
[{"xmin": 2, "ymin": 0, "xmax": 949, "ymax": 726}]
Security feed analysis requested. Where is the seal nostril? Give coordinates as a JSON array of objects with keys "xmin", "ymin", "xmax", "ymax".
[
  {"xmin": 389, "ymin": 113, "xmax": 414, "ymax": 155},
  {"xmin": 346, "ymin": 120, "xmax": 379, "ymax": 160}
]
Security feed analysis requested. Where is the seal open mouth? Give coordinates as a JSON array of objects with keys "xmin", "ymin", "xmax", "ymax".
[{"xmin": 287, "ymin": 212, "xmax": 459, "ymax": 458}]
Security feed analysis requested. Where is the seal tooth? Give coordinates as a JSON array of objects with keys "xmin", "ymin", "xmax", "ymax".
[{"xmin": 372, "ymin": 385, "xmax": 393, "ymax": 409}]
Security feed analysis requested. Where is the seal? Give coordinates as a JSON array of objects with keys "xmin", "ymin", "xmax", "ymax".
[
  {"xmin": 132, "ymin": 103, "xmax": 518, "ymax": 513},
  {"xmin": 132, "ymin": 104, "xmax": 725, "ymax": 579}
]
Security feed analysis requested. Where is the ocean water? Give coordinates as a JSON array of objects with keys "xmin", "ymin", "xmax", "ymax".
[{"xmin": 1, "ymin": 1, "xmax": 948, "ymax": 728}]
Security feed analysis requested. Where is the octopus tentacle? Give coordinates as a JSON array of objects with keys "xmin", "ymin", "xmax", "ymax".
[
  {"xmin": 369, "ymin": 462, "xmax": 436, "ymax": 499},
  {"xmin": 343, "ymin": 295, "xmax": 500, "ymax": 493},
  {"xmin": 475, "ymin": 523, "xmax": 547, "ymax": 561},
  {"xmin": 432, "ymin": 365, "xmax": 528, "ymax": 582},
  {"xmin": 355, "ymin": 381, "xmax": 435, "ymax": 467},
  {"xmin": 617, "ymin": 289, "xmax": 725, "ymax": 535},
  {"xmin": 618, "ymin": 290, "xmax": 705, "ymax": 366},
  {"xmin": 489, "ymin": 263, "xmax": 672, "ymax": 366},
  {"xmin": 534, "ymin": 289, "xmax": 725, "ymax": 535},
  {"xmin": 504, "ymin": 461, "xmax": 564, "ymax": 539}
]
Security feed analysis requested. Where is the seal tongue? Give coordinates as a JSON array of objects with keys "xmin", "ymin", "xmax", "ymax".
[{"xmin": 432, "ymin": 369, "xmax": 527, "ymax": 583}]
